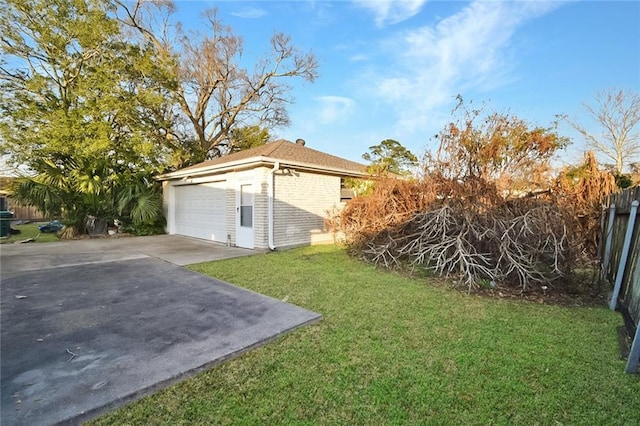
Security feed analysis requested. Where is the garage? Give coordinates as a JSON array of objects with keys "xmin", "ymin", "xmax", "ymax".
[
  {"xmin": 158, "ymin": 139, "xmax": 367, "ymax": 249},
  {"xmin": 173, "ymin": 182, "xmax": 227, "ymax": 242}
]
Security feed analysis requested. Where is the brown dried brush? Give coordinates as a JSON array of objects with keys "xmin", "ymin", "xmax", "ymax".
[
  {"xmin": 359, "ymin": 195, "xmax": 572, "ymax": 292},
  {"xmin": 338, "ymin": 178, "xmax": 436, "ymax": 245},
  {"xmin": 555, "ymin": 151, "xmax": 618, "ymax": 257}
]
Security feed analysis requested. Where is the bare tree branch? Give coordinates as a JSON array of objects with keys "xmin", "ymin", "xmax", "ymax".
[
  {"xmin": 566, "ymin": 88, "xmax": 640, "ymax": 174},
  {"xmin": 114, "ymin": 1, "xmax": 318, "ymax": 165}
]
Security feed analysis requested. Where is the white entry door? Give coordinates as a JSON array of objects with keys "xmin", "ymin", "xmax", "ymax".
[{"xmin": 236, "ymin": 183, "xmax": 254, "ymax": 248}]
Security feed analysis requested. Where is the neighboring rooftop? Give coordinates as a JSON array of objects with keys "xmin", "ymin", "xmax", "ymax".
[{"xmin": 160, "ymin": 139, "xmax": 367, "ymax": 179}]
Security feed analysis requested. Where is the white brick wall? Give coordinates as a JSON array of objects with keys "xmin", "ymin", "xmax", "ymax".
[
  {"xmin": 273, "ymin": 170, "xmax": 341, "ymax": 248},
  {"xmin": 225, "ymin": 179, "xmax": 235, "ymax": 246},
  {"xmin": 161, "ymin": 181, "xmax": 171, "ymax": 233},
  {"xmin": 162, "ymin": 167, "xmax": 344, "ymax": 249},
  {"xmin": 253, "ymin": 167, "xmax": 270, "ymax": 249}
]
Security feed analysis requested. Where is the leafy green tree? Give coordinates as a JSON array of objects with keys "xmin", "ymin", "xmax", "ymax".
[
  {"xmin": 0, "ymin": 0, "xmax": 170, "ymax": 235},
  {"xmin": 362, "ymin": 139, "xmax": 418, "ymax": 175},
  {"xmin": 226, "ymin": 126, "xmax": 271, "ymax": 154},
  {"xmin": 11, "ymin": 158, "xmax": 163, "ymax": 238}
]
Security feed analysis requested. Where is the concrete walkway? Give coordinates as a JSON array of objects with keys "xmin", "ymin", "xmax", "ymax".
[
  {"xmin": 0, "ymin": 236, "xmax": 321, "ymax": 425},
  {"xmin": 1, "ymin": 234, "xmax": 258, "ymax": 275}
]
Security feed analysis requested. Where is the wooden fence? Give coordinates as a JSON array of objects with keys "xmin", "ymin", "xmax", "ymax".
[
  {"xmin": 600, "ymin": 186, "xmax": 640, "ymax": 373},
  {"xmin": 0, "ymin": 196, "xmax": 47, "ymax": 221}
]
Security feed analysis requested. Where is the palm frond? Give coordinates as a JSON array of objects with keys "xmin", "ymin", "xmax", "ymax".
[{"xmin": 117, "ymin": 182, "xmax": 163, "ymax": 225}]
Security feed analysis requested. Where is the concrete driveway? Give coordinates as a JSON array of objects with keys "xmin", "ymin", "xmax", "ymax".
[
  {"xmin": 1, "ymin": 234, "xmax": 259, "ymax": 274},
  {"xmin": 1, "ymin": 236, "xmax": 321, "ymax": 425}
]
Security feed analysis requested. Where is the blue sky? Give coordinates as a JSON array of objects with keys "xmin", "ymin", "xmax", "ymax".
[{"xmin": 176, "ymin": 0, "xmax": 639, "ymax": 165}]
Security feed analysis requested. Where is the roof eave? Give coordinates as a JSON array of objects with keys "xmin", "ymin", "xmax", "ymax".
[
  {"xmin": 156, "ymin": 156, "xmax": 366, "ymax": 181},
  {"xmin": 281, "ymin": 162, "xmax": 366, "ymax": 178},
  {"xmin": 156, "ymin": 156, "xmax": 270, "ymax": 180}
]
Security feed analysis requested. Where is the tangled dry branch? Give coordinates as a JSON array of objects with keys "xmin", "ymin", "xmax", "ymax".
[
  {"xmin": 555, "ymin": 151, "xmax": 618, "ymax": 257},
  {"xmin": 335, "ymin": 152, "xmax": 618, "ymax": 295},
  {"xmin": 359, "ymin": 200, "xmax": 572, "ymax": 292}
]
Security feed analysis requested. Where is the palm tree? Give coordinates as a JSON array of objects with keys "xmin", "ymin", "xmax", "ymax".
[
  {"xmin": 12, "ymin": 159, "xmax": 163, "ymax": 239},
  {"xmin": 116, "ymin": 180, "xmax": 164, "ymax": 230}
]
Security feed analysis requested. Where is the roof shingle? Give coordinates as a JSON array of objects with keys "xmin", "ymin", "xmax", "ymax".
[{"xmin": 172, "ymin": 139, "xmax": 366, "ymax": 176}]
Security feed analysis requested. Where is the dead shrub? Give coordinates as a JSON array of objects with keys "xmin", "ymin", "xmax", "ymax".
[
  {"xmin": 353, "ymin": 185, "xmax": 573, "ymax": 292},
  {"xmin": 338, "ymin": 177, "xmax": 436, "ymax": 246},
  {"xmin": 554, "ymin": 151, "xmax": 618, "ymax": 257},
  {"xmin": 336, "ymin": 98, "xmax": 618, "ymax": 297},
  {"xmin": 334, "ymin": 148, "xmax": 619, "ymax": 296}
]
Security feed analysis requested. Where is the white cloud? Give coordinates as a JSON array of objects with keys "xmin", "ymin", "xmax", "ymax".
[
  {"xmin": 365, "ymin": 0, "xmax": 564, "ymax": 136},
  {"xmin": 315, "ymin": 96, "xmax": 356, "ymax": 124},
  {"xmin": 353, "ymin": 0, "xmax": 428, "ymax": 26},
  {"xmin": 230, "ymin": 7, "xmax": 267, "ymax": 19},
  {"xmin": 349, "ymin": 54, "xmax": 369, "ymax": 62}
]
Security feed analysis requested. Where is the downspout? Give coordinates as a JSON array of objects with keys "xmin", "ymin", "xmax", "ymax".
[{"xmin": 268, "ymin": 161, "xmax": 280, "ymax": 250}]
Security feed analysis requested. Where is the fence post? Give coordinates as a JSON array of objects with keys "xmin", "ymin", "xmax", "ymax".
[
  {"xmin": 602, "ymin": 203, "xmax": 616, "ymax": 279},
  {"xmin": 610, "ymin": 200, "xmax": 639, "ymax": 311},
  {"xmin": 626, "ymin": 325, "xmax": 640, "ymax": 374}
]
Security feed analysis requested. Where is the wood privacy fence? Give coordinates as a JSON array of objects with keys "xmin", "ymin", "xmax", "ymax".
[
  {"xmin": 0, "ymin": 196, "xmax": 47, "ymax": 221},
  {"xmin": 600, "ymin": 186, "xmax": 640, "ymax": 373}
]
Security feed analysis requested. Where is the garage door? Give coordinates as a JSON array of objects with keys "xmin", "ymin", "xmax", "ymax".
[{"xmin": 174, "ymin": 182, "xmax": 227, "ymax": 242}]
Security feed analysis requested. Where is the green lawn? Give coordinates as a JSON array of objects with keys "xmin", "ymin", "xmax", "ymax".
[
  {"xmin": 93, "ymin": 245, "xmax": 639, "ymax": 425},
  {"xmin": 0, "ymin": 222, "xmax": 59, "ymax": 244}
]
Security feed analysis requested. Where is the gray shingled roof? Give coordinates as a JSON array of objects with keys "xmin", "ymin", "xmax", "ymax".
[{"xmin": 169, "ymin": 139, "xmax": 367, "ymax": 176}]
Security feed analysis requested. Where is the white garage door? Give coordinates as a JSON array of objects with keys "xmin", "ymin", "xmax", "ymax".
[{"xmin": 174, "ymin": 182, "xmax": 227, "ymax": 242}]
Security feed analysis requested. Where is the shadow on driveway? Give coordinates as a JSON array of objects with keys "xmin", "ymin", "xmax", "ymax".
[{"xmin": 1, "ymin": 236, "xmax": 321, "ymax": 425}]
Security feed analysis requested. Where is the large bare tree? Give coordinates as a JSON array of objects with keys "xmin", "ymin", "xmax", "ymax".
[
  {"xmin": 568, "ymin": 88, "xmax": 640, "ymax": 175},
  {"xmin": 115, "ymin": 0, "xmax": 318, "ymax": 166}
]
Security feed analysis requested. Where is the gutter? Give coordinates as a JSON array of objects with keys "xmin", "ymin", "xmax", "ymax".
[
  {"xmin": 156, "ymin": 156, "xmax": 366, "ymax": 181},
  {"xmin": 268, "ymin": 161, "xmax": 279, "ymax": 250}
]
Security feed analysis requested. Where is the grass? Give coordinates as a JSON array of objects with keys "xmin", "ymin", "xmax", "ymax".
[
  {"xmin": 92, "ymin": 245, "xmax": 639, "ymax": 425},
  {"xmin": 0, "ymin": 221, "xmax": 60, "ymax": 244}
]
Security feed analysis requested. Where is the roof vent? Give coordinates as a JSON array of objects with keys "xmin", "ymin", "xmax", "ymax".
[{"xmin": 295, "ymin": 138, "xmax": 306, "ymax": 146}]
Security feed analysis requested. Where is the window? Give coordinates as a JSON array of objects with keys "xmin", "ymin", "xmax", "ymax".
[{"xmin": 240, "ymin": 184, "xmax": 253, "ymax": 227}]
